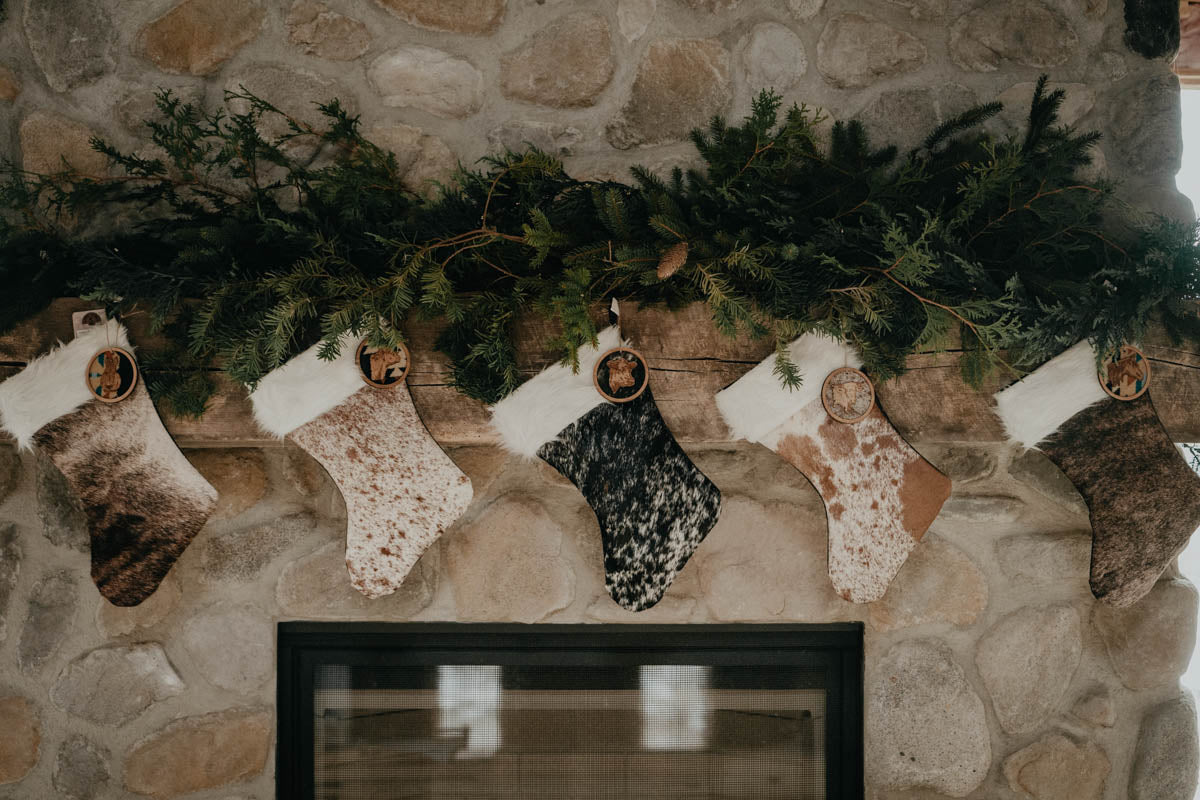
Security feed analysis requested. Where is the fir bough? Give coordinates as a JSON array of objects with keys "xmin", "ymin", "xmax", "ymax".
[{"xmin": 1, "ymin": 77, "xmax": 1197, "ymax": 413}]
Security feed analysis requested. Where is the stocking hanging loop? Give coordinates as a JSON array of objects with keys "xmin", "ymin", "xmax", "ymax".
[{"xmin": 821, "ymin": 366, "xmax": 875, "ymax": 424}]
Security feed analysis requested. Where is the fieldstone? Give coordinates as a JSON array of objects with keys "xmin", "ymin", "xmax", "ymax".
[
  {"xmin": 487, "ymin": 121, "xmax": 582, "ymax": 157},
  {"xmin": 995, "ymin": 531, "xmax": 1091, "ymax": 588},
  {"xmin": 887, "ymin": 0, "xmax": 948, "ymax": 18},
  {"xmin": 282, "ymin": 444, "xmax": 327, "ymax": 497},
  {"xmin": 618, "ymin": 0, "xmax": 656, "ymax": 42},
  {"xmin": 52, "ymin": 736, "xmax": 110, "ymax": 800},
  {"xmin": 1110, "ymin": 73, "xmax": 1183, "ymax": 176},
  {"xmin": 19, "ymin": 112, "xmax": 109, "ymax": 178},
  {"xmin": 372, "ymin": 0, "xmax": 506, "ymax": 35},
  {"xmin": 277, "ymin": 540, "xmax": 437, "ymax": 618},
  {"xmin": 50, "ymin": 643, "xmax": 184, "ymax": 726},
  {"xmin": 286, "ymin": 1, "xmax": 371, "ymax": 61},
  {"xmin": 867, "ymin": 639, "xmax": 990, "ymax": 796},
  {"xmin": 868, "ymin": 534, "xmax": 988, "ymax": 632},
  {"xmin": 696, "ymin": 496, "xmax": 854, "ymax": 621},
  {"xmin": 368, "ymin": 47, "xmax": 484, "ymax": 118},
  {"xmin": 1008, "ymin": 449, "xmax": 1087, "ymax": 512},
  {"xmin": 137, "ymin": 0, "xmax": 264, "ymax": 75},
  {"xmin": 364, "ymin": 123, "xmax": 458, "ymax": 195},
  {"xmin": 225, "ymin": 65, "xmax": 357, "ymax": 143},
  {"xmin": 1131, "ymin": 693, "xmax": 1199, "ymax": 800},
  {"xmin": 1097, "ymin": 50, "xmax": 1129, "ymax": 81},
  {"xmin": 1002, "ymin": 732, "xmax": 1110, "ymax": 800},
  {"xmin": 501, "ymin": 13, "xmax": 614, "ymax": 108},
  {"xmin": 444, "ymin": 447, "xmax": 512, "ymax": 497},
  {"xmin": 741, "ymin": 23, "xmax": 807, "ymax": 93},
  {"xmin": 123, "ymin": 709, "xmax": 271, "ymax": 798},
  {"xmin": 854, "ymin": 84, "xmax": 977, "ymax": 153},
  {"xmin": 18, "ymin": 572, "xmax": 78, "ymax": 674},
  {"xmin": 816, "ymin": 14, "xmax": 927, "ymax": 89},
  {"xmin": 115, "ymin": 83, "xmax": 205, "ymax": 136},
  {"xmin": 197, "ymin": 512, "xmax": 325, "ymax": 583},
  {"xmin": 0, "ymin": 525, "xmax": 20, "ymax": 642},
  {"xmin": 1124, "ymin": 0, "xmax": 1181, "ymax": 59},
  {"xmin": 0, "ymin": 697, "xmax": 38, "ymax": 785},
  {"xmin": 680, "ymin": 0, "xmax": 739, "ymax": 9},
  {"xmin": 938, "ymin": 494, "xmax": 1024, "ymax": 522},
  {"xmin": 186, "ymin": 449, "xmax": 268, "ymax": 521},
  {"xmin": 788, "ymin": 0, "xmax": 825, "ymax": 19},
  {"xmin": 949, "ymin": 0, "xmax": 1078, "ymax": 72},
  {"xmin": 181, "ymin": 605, "xmax": 273, "ymax": 693},
  {"xmin": 444, "ymin": 494, "xmax": 574, "ymax": 621},
  {"xmin": 975, "ymin": 605, "xmax": 1082, "ymax": 735},
  {"xmin": 1093, "ymin": 578, "xmax": 1197, "ymax": 690},
  {"xmin": 607, "ymin": 39, "xmax": 730, "ymax": 149},
  {"xmin": 22, "ymin": 0, "xmax": 115, "ymax": 91},
  {"xmin": 1072, "ymin": 686, "xmax": 1116, "ymax": 728},
  {"xmin": 96, "ymin": 572, "xmax": 180, "ymax": 637},
  {"xmin": 0, "ymin": 66, "xmax": 19, "ymax": 103}
]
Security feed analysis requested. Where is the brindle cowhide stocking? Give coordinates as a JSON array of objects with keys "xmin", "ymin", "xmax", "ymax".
[
  {"xmin": 249, "ymin": 335, "xmax": 472, "ymax": 599},
  {"xmin": 490, "ymin": 326, "xmax": 723, "ymax": 613},
  {"xmin": 716, "ymin": 334, "xmax": 951, "ymax": 603},
  {"xmin": 994, "ymin": 340, "xmax": 1200, "ymax": 606},
  {"xmin": 0, "ymin": 322, "xmax": 217, "ymax": 606}
]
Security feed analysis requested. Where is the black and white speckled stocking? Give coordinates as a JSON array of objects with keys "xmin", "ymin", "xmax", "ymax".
[{"xmin": 491, "ymin": 328, "xmax": 722, "ymax": 612}]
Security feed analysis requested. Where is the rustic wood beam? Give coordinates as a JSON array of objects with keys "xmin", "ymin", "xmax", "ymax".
[{"xmin": 3, "ymin": 299, "xmax": 1200, "ymax": 447}]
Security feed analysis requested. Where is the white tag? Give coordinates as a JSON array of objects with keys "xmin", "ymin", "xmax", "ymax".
[{"xmin": 72, "ymin": 309, "xmax": 108, "ymax": 338}]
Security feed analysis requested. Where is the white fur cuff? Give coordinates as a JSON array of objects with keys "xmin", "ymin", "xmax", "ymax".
[
  {"xmin": 0, "ymin": 320, "xmax": 132, "ymax": 450},
  {"xmin": 248, "ymin": 335, "xmax": 364, "ymax": 438},
  {"xmin": 716, "ymin": 334, "xmax": 861, "ymax": 444},
  {"xmin": 489, "ymin": 326, "xmax": 623, "ymax": 458},
  {"xmin": 993, "ymin": 340, "xmax": 1108, "ymax": 451}
]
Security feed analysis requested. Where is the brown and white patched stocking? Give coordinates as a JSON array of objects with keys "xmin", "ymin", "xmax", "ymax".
[
  {"xmin": 0, "ymin": 321, "xmax": 217, "ymax": 606},
  {"xmin": 715, "ymin": 334, "xmax": 951, "ymax": 603},
  {"xmin": 994, "ymin": 341, "xmax": 1200, "ymax": 606},
  {"xmin": 248, "ymin": 335, "xmax": 472, "ymax": 599}
]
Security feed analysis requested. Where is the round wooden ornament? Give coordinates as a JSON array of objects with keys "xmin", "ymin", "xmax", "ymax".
[
  {"xmin": 355, "ymin": 339, "xmax": 411, "ymax": 389},
  {"xmin": 821, "ymin": 366, "xmax": 875, "ymax": 424},
  {"xmin": 1098, "ymin": 344, "xmax": 1150, "ymax": 401},
  {"xmin": 593, "ymin": 347, "xmax": 649, "ymax": 403},
  {"xmin": 85, "ymin": 347, "xmax": 138, "ymax": 404}
]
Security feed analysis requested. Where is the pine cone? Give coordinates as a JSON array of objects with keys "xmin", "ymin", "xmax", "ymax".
[{"xmin": 656, "ymin": 241, "xmax": 688, "ymax": 280}]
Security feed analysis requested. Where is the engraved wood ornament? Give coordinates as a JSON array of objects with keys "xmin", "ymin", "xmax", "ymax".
[
  {"xmin": 821, "ymin": 366, "xmax": 875, "ymax": 424},
  {"xmin": 1098, "ymin": 344, "xmax": 1150, "ymax": 401},
  {"xmin": 85, "ymin": 347, "xmax": 138, "ymax": 404},
  {"xmin": 355, "ymin": 339, "xmax": 411, "ymax": 389},
  {"xmin": 593, "ymin": 347, "xmax": 649, "ymax": 403}
]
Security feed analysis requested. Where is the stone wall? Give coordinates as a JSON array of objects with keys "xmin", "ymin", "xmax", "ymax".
[{"xmin": 0, "ymin": 0, "xmax": 1198, "ymax": 799}]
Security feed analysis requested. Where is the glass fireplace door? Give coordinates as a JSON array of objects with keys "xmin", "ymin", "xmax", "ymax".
[{"xmin": 278, "ymin": 624, "xmax": 863, "ymax": 800}]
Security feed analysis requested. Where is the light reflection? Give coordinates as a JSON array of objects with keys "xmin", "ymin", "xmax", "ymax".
[
  {"xmin": 437, "ymin": 665, "xmax": 502, "ymax": 759},
  {"xmin": 640, "ymin": 665, "xmax": 711, "ymax": 751}
]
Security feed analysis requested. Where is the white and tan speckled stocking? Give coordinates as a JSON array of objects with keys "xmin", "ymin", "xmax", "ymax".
[
  {"xmin": 716, "ymin": 334, "xmax": 950, "ymax": 603},
  {"xmin": 249, "ymin": 337, "xmax": 472, "ymax": 599}
]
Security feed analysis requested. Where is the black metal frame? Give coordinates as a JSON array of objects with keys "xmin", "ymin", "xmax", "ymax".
[{"xmin": 277, "ymin": 622, "xmax": 864, "ymax": 800}]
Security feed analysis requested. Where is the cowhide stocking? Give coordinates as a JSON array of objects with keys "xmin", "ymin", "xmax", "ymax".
[
  {"xmin": 490, "ymin": 326, "xmax": 722, "ymax": 612},
  {"xmin": 715, "ymin": 334, "xmax": 951, "ymax": 603},
  {"xmin": 0, "ymin": 321, "xmax": 217, "ymax": 606},
  {"xmin": 994, "ymin": 340, "xmax": 1200, "ymax": 606},
  {"xmin": 249, "ymin": 335, "xmax": 472, "ymax": 599}
]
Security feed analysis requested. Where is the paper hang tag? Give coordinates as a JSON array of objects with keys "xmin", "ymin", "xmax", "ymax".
[
  {"xmin": 821, "ymin": 366, "xmax": 875, "ymax": 424},
  {"xmin": 1098, "ymin": 344, "xmax": 1150, "ymax": 401},
  {"xmin": 594, "ymin": 346, "xmax": 649, "ymax": 403},
  {"xmin": 72, "ymin": 309, "xmax": 109, "ymax": 338}
]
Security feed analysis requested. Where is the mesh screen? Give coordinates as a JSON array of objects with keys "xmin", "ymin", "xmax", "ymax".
[{"xmin": 313, "ymin": 663, "xmax": 827, "ymax": 799}]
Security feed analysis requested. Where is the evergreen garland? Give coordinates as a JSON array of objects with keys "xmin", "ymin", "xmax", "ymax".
[{"xmin": 1, "ymin": 77, "xmax": 1198, "ymax": 414}]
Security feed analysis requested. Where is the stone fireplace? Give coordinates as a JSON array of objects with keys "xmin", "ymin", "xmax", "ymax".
[{"xmin": 1, "ymin": 0, "xmax": 1198, "ymax": 798}]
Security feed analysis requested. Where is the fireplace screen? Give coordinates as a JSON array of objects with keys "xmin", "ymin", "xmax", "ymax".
[{"xmin": 277, "ymin": 624, "xmax": 863, "ymax": 799}]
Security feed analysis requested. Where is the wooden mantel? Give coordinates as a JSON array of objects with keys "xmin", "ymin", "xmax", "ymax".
[{"xmin": 3, "ymin": 299, "xmax": 1200, "ymax": 447}]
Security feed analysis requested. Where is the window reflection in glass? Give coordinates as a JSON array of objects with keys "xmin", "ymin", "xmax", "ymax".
[
  {"xmin": 436, "ymin": 665, "xmax": 502, "ymax": 759},
  {"xmin": 640, "ymin": 665, "xmax": 711, "ymax": 751}
]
